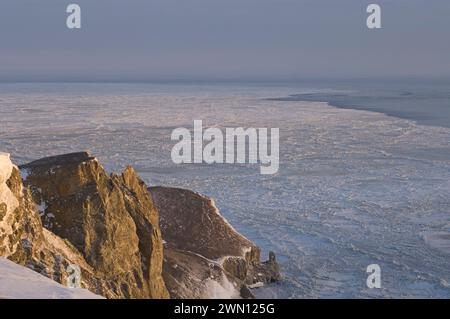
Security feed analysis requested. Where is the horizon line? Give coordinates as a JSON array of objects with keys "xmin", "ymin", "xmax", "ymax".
[{"xmin": 1, "ymin": 76, "xmax": 450, "ymax": 84}]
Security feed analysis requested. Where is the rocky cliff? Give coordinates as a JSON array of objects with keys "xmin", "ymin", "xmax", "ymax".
[
  {"xmin": 150, "ymin": 187, "xmax": 280, "ymax": 298},
  {"xmin": 0, "ymin": 152, "xmax": 280, "ymax": 299}
]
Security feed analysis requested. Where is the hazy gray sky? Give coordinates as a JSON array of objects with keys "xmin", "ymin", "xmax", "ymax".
[{"xmin": 1, "ymin": 0, "xmax": 449, "ymax": 81}]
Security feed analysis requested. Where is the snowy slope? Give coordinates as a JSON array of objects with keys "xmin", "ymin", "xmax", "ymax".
[{"xmin": 0, "ymin": 258, "xmax": 104, "ymax": 299}]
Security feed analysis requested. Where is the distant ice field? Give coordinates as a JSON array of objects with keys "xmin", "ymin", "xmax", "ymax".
[{"xmin": 1, "ymin": 83, "xmax": 450, "ymax": 298}]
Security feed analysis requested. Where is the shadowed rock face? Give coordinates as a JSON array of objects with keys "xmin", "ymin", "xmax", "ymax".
[
  {"xmin": 162, "ymin": 247, "xmax": 253, "ymax": 299},
  {"xmin": 19, "ymin": 152, "xmax": 168, "ymax": 299},
  {"xmin": 149, "ymin": 186, "xmax": 259, "ymax": 261},
  {"xmin": 150, "ymin": 186, "xmax": 281, "ymax": 298}
]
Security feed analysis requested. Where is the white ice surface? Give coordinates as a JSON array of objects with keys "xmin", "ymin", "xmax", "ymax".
[
  {"xmin": 1, "ymin": 83, "xmax": 450, "ymax": 298},
  {"xmin": 0, "ymin": 257, "xmax": 103, "ymax": 299}
]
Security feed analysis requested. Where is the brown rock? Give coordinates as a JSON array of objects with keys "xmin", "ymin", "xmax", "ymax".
[
  {"xmin": 1, "ymin": 160, "xmax": 106, "ymax": 295},
  {"xmin": 163, "ymin": 246, "xmax": 250, "ymax": 299},
  {"xmin": 149, "ymin": 186, "xmax": 259, "ymax": 261},
  {"xmin": 1, "ymin": 152, "xmax": 280, "ymax": 299},
  {"xmin": 149, "ymin": 186, "xmax": 281, "ymax": 297},
  {"xmin": 20, "ymin": 152, "xmax": 169, "ymax": 299}
]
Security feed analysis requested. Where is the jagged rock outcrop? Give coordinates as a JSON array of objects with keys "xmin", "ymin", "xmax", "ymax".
[
  {"xmin": 19, "ymin": 152, "xmax": 168, "ymax": 299},
  {"xmin": 1, "ymin": 152, "xmax": 280, "ymax": 299},
  {"xmin": 162, "ymin": 247, "xmax": 253, "ymax": 299},
  {"xmin": 1, "ymin": 153, "xmax": 104, "ymax": 295},
  {"xmin": 0, "ymin": 152, "xmax": 28, "ymax": 259},
  {"xmin": 149, "ymin": 186, "xmax": 281, "ymax": 298}
]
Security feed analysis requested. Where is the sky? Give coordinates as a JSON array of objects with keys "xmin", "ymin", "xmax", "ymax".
[{"xmin": 0, "ymin": 0, "xmax": 449, "ymax": 81}]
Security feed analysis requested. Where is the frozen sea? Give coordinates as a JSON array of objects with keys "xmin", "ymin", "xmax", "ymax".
[{"xmin": 1, "ymin": 82, "xmax": 450, "ymax": 298}]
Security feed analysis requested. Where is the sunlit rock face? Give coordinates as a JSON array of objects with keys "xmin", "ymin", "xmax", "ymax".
[
  {"xmin": 0, "ymin": 152, "xmax": 40, "ymax": 261},
  {"xmin": 1, "ymin": 153, "xmax": 98, "ymax": 294},
  {"xmin": 19, "ymin": 152, "xmax": 169, "ymax": 299}
]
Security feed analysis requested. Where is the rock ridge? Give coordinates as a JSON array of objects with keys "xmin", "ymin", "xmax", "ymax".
[{"xmin": 0, "ymin": 152, "xmax": 280, "ymax": 299}]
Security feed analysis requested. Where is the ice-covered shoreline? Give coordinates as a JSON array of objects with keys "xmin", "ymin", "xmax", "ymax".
[{"xmin": 1, "ymin": 83, "xmax": 450, "ymax": 298}]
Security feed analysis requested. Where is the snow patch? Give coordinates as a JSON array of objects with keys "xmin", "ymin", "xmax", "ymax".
[
  {"xmin": 204, "ymin": 273, "xmax": 241, "ymax": 299},
  {"xmin": 0, "ymin": 257, "xmax": 103, "ymax": 299},
  {"xmin": 248, "ymin": 282, "xmax": 264, "ymax": 289},
  {"xmin": 37, "ymin": 201, "xmax": 47, "ymax": 214},
  {"xmin": 20, "ymin": 167, "xmax": 30, "ymax": 181}
]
